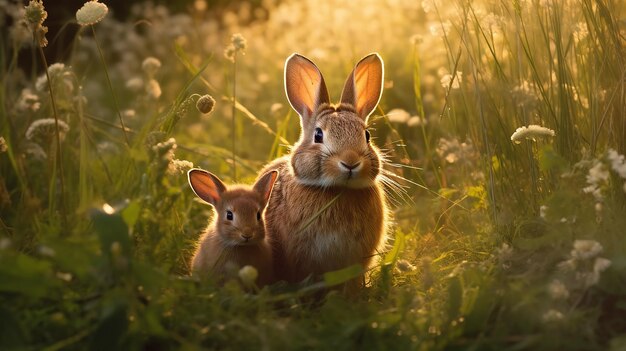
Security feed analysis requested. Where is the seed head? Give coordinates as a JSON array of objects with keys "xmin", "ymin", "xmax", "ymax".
[
  {"xmin": 196, "ymin": 94, "xmax": 216, "ymax": 114},
  {"xmin": 231, "ymin": 33, "xmax": 247, "ymax": 51},
  {"xmin": 24, "ymin": 0, "xmax": 47, "ymax": 28}
]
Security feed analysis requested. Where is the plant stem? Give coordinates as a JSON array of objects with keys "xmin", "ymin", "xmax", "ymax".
[
  {"xmin": 231, "ymin": 53, "xmax": 237, "ymax": 182},
  {"xmin": 35, "ymin": 30, "xmax": 67, "ymax": 229},
  {"xmin": 91, "ymin": 26, "xmax": 132, "ymax": 148}
]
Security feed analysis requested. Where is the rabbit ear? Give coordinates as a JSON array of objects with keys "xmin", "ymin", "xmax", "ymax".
[
  {"xmin": 340, "ymin": 53, "xmax": 384, "ymax": 122},
  {"xmin": 188, "ymin": 169, "xmax": 226, "ymax": 206},
  {"xmin": 284, "ymin": 54, "xmax": 330, "ymax": 119},
  {"xmin": 253, "ymin": 170, "xmax": 279, "ymax": 207}
]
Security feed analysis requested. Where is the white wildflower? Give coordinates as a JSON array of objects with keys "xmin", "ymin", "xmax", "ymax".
[
  {"xmin": 557, "ymin": 258, "xmax": 576, "ymax": 272},
  {"xmin": 35, "ymin": 62, "xmax": 67, "ymax": 92},
  {"xmin": 510, "ymin": 125, "xmax": 555, "ymax": 144},
  {"xmin": 146, "ymin": 79, "xmax": 162, "ymax": 99},
  {"xmin": 593, "ymin": 257, "xmax": 611, "ymax": 273},
  {"xmin": 548, "ymin": 280, "xmax": 569, "ymax": 300},
  {"xmin": 122, "ymin": 109, "xmax": 136, "ymax": 119},
  {"xmin": 607, "ymin": 149, "xmax": 626, "ymax": 178},
  {"xmin": 238, "ymin": 265, "xmax": 258, "ymax": 286},
  {"xmin": 396, "ymin": 259, "xmax": 417, "ymax": 272},
  {"xmin": 56, "ymin": 271, "xmax": 72, "ymax": 282},
  {"xmin": 16, "ymin": 88, "xmax": 40, "ymax": 112},
  {"xmin": 231, "ymin": 33, "xmax": 247, "ymax": 51},
  {"xmin": 270, "ymin": 103, "xmax": 284, "ymax": 114},
  {"xmin": 440, "ymin": 71, "xmax": 462, "ymax": 90},
  {"xmin": 387, "ymin": 108, "xmax": 410, "ymax": 123},
  {"xmin": 168, "ymin": 159, "xmax": 194, "ymax": 175},
  {"xmin": 125, "ymin": 77, "xmax": 144, "ymax": 92},
  {"xmin": 38, "ymin": 245, "xmax": 55, "ymax": 257},
  {"xmin": 407, "ymin": 116, "xmax": 426, "ymax": 127},
  {"xmin": 141, "ymin": 57, "xmax": 161, "ymax": 78},
  {"xmin": 76, "ymin": 0, "xmax": 108, "ymax": 26},
  {"xmin": 582, "ymin": 161, "xmax": 609, "ymax": 200},
  {"xmin": 577, "ymin": 271, "xmax": 600, "ymax": 288},
  {"xmin": 542, "ymin": 309, "xmax": 564, "ymax": 323},
  {"xmin": 571, "ymin": 239, "xmax": 603, "ymax": 260},
  {"xmin": 25, "ymin": 118, "xmax": 70, "ymax": 142},
  {"xmin": 496, "ymin": 243, "xmax": 514, "ymax": 262}
]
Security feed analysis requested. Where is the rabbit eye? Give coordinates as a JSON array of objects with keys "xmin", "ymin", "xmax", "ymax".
[
  {"xmin": 226, "ymin": 210, "xmax": 233, "ymax": 220},
  {"xmin": 314, "ymin": 128, "xmax": 323, "ymax": 143},
  {"xmin": 365, "ymin": 130, "xmax": 371, "ymax": 143},
  {"xmin": 257, "ymin": 211, "xmax": 261, "ymax": 221}
]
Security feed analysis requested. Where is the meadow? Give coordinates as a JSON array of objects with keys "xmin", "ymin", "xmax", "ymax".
[{"xmin": 1, "ymin": 0, "xmax": 625, "ymax": 349}]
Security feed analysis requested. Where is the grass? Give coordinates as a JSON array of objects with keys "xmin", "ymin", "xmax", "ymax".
[{"xmin": 0, "ymin": 0, "xmax": 625, "ymax": 350}]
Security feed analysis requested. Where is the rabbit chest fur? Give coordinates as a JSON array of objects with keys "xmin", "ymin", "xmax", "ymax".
[{"xmin": 263, "ymin": 157, "xmax": 387, "ymax": 283}]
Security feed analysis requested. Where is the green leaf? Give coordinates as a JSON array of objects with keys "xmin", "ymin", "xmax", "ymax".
[
  {"xmin": 323, "ymin": 264, "xmax": 364, "ymax": 287},
  {"xmin": 91, "ymin": 204, "xmax": 131, "ymax": 259},
  {"xmin": 383, "ymin": 231, "xmax": 406, "ymax": 266},
  {"xmin": 89, "ymin": 299, "xmax": 128, "ymax": 351},
  {"xmin": 538, "ymin": 145, "xmax": 567, "ymax": 172},
  {"xmin": 0, "ymin": 252, "xmax": 57, "ymax": 298},
  {"xmin": 121, "ymin": 200, "xmax": 141, "ymax": 229}
]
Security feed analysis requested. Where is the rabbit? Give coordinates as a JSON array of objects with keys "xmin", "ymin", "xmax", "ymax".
[
  {"xmin": 258, "ymin": 53, "xmax": 388, "ymax": 288},
  {"xmin": 188, "ymin": 169, "xmax": 279, "ymax": 287}
]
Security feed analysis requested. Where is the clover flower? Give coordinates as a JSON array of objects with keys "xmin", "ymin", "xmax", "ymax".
[
  {"xmin": 582, "ymin": 161, "xmax": 609, "ymax": 200},
  {"xmin": 76, "ymin": 0, "xmax": 108, "ymax": 26},
  {"xmin": 547, "ymin": 280, "xmax": 569, "ymax": 300},
  {"xmin": 26, "ymin": 118, "xmax": 70, "ymax": 142},
  {"xmin": 607, "ymin": 149, "xmax": 626, "ymax": 179},
  {"xmin": 196, "ymin": 94, "xmax": 216, "ymax": 114},
  {"xmin": 16, "ymin": 88, "xmax": 40, "ymax": 112},
  {"xmin": 571, "ymin": 239, "xmax": 603, "ymax": 260},
  {"xmin": 35, "ymin": 63, "xmax": 68, "ymax": 92},
  {"xmin": 542, "ymin": 309, "xmax": 564, "ymax": 323},
  {"xmin": 510, "ymin": 124, "xmax": 555, "ymax": 144},
  {"xmin": 142, "ymin": 57, "xmax": 161, "ymax": 78},
  {"xmin": 168, "ymin": 159, "xmax": 194, "ymax": 175}
]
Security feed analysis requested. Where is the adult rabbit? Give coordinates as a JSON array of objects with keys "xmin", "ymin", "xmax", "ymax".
[{"xmin": 260, "ymin": 53, "xmax": 388, "ymax": 287}]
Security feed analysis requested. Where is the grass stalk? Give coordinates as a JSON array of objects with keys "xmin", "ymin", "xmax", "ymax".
[
  {"xmin": 91, "ymin": 26, "xmax": 131, "ymax": 148},
  {"xmin": 34, "ymin": 28, "xmax": 67, "ymax": 229},
  {"xmin": 231, "ymin": 53, "xmax": 238, "ymax": 182}
]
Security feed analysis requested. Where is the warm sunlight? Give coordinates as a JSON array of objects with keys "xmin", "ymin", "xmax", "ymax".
[{"xmin": 1, "ymin": 0, "xmax": 625, "ymax": 349}]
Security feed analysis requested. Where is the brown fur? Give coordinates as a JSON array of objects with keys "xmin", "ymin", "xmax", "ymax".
[
  {"xmin": 189, "ymin": 171, "xmax": 278, "ymax": 287},
  {"xmin": 260, "ymin": 53, "xmax": 388, "ymax": 286}
]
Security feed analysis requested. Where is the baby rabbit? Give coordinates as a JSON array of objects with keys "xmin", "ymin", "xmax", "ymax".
[
  {"xmin": 259, "ymin": 53, "xmax": 388, "ymax": 288},
  {"xmin": 188, "ymin": 169, "xmax": 278, "ymax": 287}
]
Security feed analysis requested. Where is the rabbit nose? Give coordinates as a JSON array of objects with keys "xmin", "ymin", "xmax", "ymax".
[
  {"xmin": 340, "ymin": 161, "xmax": 361, "ymax": 171},
  {"xmin": 241, "ymin": 234, "xmax": 252, "ymax": 240}
]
